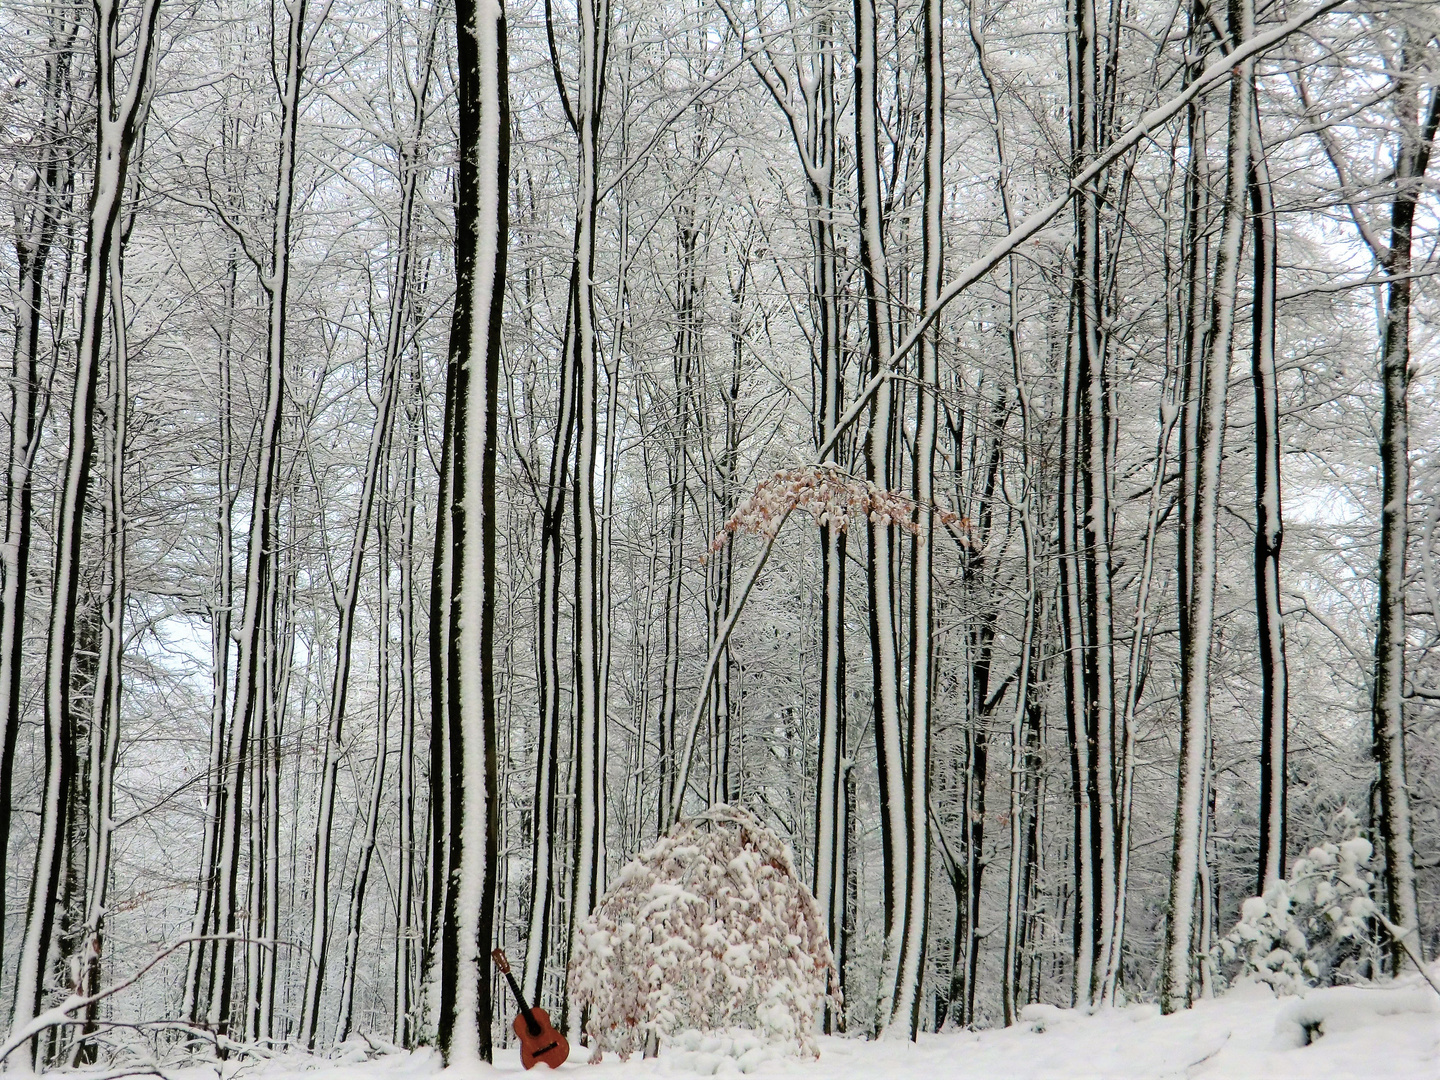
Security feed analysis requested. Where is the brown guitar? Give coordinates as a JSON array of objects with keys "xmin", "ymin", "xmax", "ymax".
[{"xmin": 492, "ymin": 948, "xmax": 570, "ymax": 1070}]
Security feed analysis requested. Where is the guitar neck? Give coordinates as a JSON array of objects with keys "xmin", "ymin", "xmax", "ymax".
[{"xmin": 503, "ymin": 969, "xmax": 542, "ymax": 1036}]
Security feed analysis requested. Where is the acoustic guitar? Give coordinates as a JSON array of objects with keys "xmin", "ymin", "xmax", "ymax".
[{"xmin": 492, "ymin": 948, "xmax": 570, "ymax": 1070}]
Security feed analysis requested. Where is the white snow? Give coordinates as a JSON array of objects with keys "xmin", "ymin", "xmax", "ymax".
[{"xmin": 105, "ymin": 972, "xmax": 1438, "ymax": 1080}]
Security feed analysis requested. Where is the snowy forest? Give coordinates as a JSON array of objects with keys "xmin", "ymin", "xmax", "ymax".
[{"xmin": 1, "ymin": 0, "xmax": 1439, "ymax": 1070}]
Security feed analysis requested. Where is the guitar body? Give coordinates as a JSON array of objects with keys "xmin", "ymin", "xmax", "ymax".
[{"xmin": 512, "ymin": 1006, "xmax": 569, "ymax": 1070}]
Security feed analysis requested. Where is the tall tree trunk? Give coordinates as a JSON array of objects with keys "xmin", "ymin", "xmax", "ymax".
[
  {"xmin": 1171, "ymin": 30, "xmax": 1210, "ymax": 992},
  {"xmin": 256, "ymin": 543, "xmax": 290, "ymax": 1045},
  {"xmin": 391, "ymin": 7, "xmax": 439, "ymax": 1040},
  {"xmin": 1001, "ymin": 317, "xmax": 1040, "ymax": 1027},
  {"xmin": 567, "ymin": 0, "xmax": 610, "ymax": 1028},
  {"xmin": 856, "ymin": 0, "xmax": 908, "ymax": 1034},
  {"xmin": 8, "ymin": 0, "xmax": 162, "ymax": 1058},
  {"xmin": 957, "ymin": 399, "xmax": 1004, "ymax": 1029},
  {"xmin": 74, "ymin": 145, "xmax": 148, "ymax": 1058},
  {"xmin": 893, "ymin": 0, "xmax": 942, "ymax": 1036},
  {"xmin": 433, "ymin": 0, "xmax": 507, "ymax": 1059},
  {"xmin": 658, "ymin": 169, "xmax": 701, "ymax": 833},
  {"xmin": 1057, "ymin": 279, "xmax": 1094, "ymax": 1007},
  {"xmin": 422, "ymin": 337, "xmax": 456, "ymax": 1050},
  {"xmin": 522, "ymin": 0, "xmax": 580, "ymax": 1008},
  {"xmin": 396, "ymin": 351, "xmax": 421, "ymax": 1046},
  {"xmin": 1163, "ymin": 0, "xmax": 1252, "ymax": 1013},
  {"xmin": 336, "ymin": 506, "xmax": 393, "ymax": 1042},
  {"xmin": 0, "ymin": 10, "xmax": 75, "ymax": 996},
  {"xmin": 209, "ymin": 0, "xmax": 315, "ymax": 1036},
  {"xmin": 183, "ymin": 229, "xmax": 239, "ymax": 1023},
  {"xmin": 297, "ymin": 70, "xmax": 418, "ymax": 1045},
  {"xmin": 1066, "ymin": 0, "xmax": 1120, "ymax": 1006},
  {"xmin": 1249, "ymin": 114, "xmax": 1288, "ymax": 896},
  {"xmin": 1371, "ymin": 36, "xmax": 1438, "ymax": 974}
]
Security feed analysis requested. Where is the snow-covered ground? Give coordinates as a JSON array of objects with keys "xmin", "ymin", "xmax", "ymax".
[{"xmin": 151, "ymin": 976, "xmax": 1439, "ymax": 1080}]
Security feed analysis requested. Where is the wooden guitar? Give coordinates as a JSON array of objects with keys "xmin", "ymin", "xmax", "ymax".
[{"xmin": 492, "ymin": 948, "xmax": 570, "ymax": 1070}]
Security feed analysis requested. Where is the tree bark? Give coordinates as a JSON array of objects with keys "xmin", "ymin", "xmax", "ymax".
[
  {"xmin": 297, "ymin": 46, "xmax": 421, "ymax": 1041},
  {"xmin": 9, "ymin": 0, "xmax": 162, "ymax": 1057},
  {"xmin": 1249, "ymin": 113, "xmax": 1288, "ymax": 896},
  {"xmin": 433, "ymin": 0, "xmax": 507, "ymax": 1059},
  {"xmin": 892, "ymin": 0, "xmax": 941, "ymax": 1037},
  {"xmin": 855, "ymin": 0, "xmax": 907, "ymax": 1034},
  {"xmin": 208, "ymin": 0, "xmax": 314, "ymax": 1036},
  {"xmin": 0, "ymin": 3, "xmax": 75, "ymax": 1001},
  {"xmin": 1163, "ymin": 0, "xmax": 1252, "ymax": 1013},
  {"xmin": 567, "ymin": 0, "xmax": 610, "ymax": 1027},
  {"xmin": 1371, "ymin": 36, "xmax": 1438, "ymax": 974}
]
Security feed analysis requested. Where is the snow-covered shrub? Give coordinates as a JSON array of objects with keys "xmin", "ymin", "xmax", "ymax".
[
  {"xmin": 569, "ymin": 804, "xmax": 838, "ymax": 1062},
  {"xmin": 1214, "ymin": 808, "xmax": 1378, "ymax": 994},
  {"xmin": 1271, "ymin": 985, "xmax": 1438, "ymax": 1048}
]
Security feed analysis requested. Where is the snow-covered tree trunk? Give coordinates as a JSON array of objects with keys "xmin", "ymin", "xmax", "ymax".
[
  {"xmin": 567, "ymin": 0, "xmax": 611, "ymax": 1026},
  {"xmin": 522, "ymin": 291, "xmax": 573, "ymax": 1008},
  {"xmin": 892, "ymin": 0, "xmax": 942, "ymax": 1036},
  {"xmin": 855, "ymin": 0, "xmax": 907, "ymax": 1034},
  {"xmin": 336, "ymin": 509, "xmax": 392, "ymax": 1043},
  {"xmin": 183, "ymin": 221, "xmax": 239, "ymax": 1022},
  {"xmin": 394, "ymin": 8, "xmax": 440, "ymax": 1041},
  {"xmin": 1003, "ymin": 432, "xmax": 1039, "ymax": 1023},
  {"xmin": 433, "ymin": 0, "xmax": 507, "ymax": 1059},
  {"xmin": 597, "ymin": 155, "xmax": 625, "ymax": 901},
  {"xmin": 75, "ymin": 146, "xmax": 148, "ymax": 1057},
  {"xmin": 207, "ymin": 0, "xmax": 314, "ymax": 1035},
  {"xmin": 1370, "ymin": 35, "xmax": 1438, "ymax": 975},
  {"xmin": 519, "ymin": 0, "xmax": 580, "ymax": 1010},
  {"xmin": 8, "ymin": 0, "xmax": 161, "ymax": 1059},
  {"xmin": 1066, "ymin": 0, "xmax": 1121, "ymax": 1006},
  {"xmin": 244, "ymin": 630, "xmax": 266, "ymax": 1045},
  {"xmin": 1173, "ymin": 12, "xmax": 1209, "ymax": 866},
  {"xmin": 0, "ymin": 3, "xmax": 75, "ymax": 997},
  {"xmin": 656, "ymin": 431, "xmax": 686, "ymax": 825},
  {"xmin": 704, "ymin": 261, "xmax": 744, "ymax": 805},
  {"xmin": 1104, "ymin": 368, "xmax": 1180, "ymax": 1005},
  {"xmin": 801, "ymin": 20, "xmax": 846, "ymax": 1017},
  {"xmin": 297, "ymin": 41, "xmax": 418, "ymax": 1042},
  {"xmin": 658, "ymin": 144, "xmax": 704, "ymax": 833},
  {"xmin": 1058, "ymin": 305, "xmax": 1094, "ymax": 1007},
  {"xmin": 243, "ymin": 511, "xmax": 293, "ymax": 1047},
  {"xmin": 397, "ymin": 350, "xmax": 422, "ymax": 1046},
  {"xmin": 954, "ymin": 398, "xmax": 1004, "ymax": 1028},
  {"xmin": 255, "ymin": 553, "xmax": 287, "ymax": 1045},
  {"xmin": 1163, "ymin": 0, "xmax": 1252, "ymax": 1013},
  {"xmin": 1249, "ymin": 113, "xmax": 1288, "ymax": 896},
  {"xmin": 719, "ymin": 0, "xmax": 848, "ymax": 1021},
  {"xmin": 422, "ymin": 345, "xmax": 456, "ymax": 1051}
]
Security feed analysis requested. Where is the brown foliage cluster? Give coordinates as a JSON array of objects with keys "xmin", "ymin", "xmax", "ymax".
[{"xmin": 709, "ymin": 465, "xmax": 969, "ymax": 555}]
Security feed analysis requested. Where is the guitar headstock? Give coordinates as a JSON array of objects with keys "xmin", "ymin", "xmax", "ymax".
[{"xmin": 491, "ymin": 947, "xmax": 512, "ymax": 974}]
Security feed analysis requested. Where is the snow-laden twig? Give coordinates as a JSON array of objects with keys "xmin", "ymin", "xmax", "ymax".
[
  {"xmin": 813, "ymin": 0, "xmax": 1350, "ymax": 466},
  {"xmin": 0, "ymin": 935, "xmax": 238, "ymax": 1065},
  {"xmin": 669, "ymin": 467, "xmax": 971, "ymax": 827},
  {"xmin": 666, "ymin": 506, "xmax": 792, "ymax": 828},
  {"xmin": 1373, "ymin": 911, "xmax": 1440, "ymax": 998}
]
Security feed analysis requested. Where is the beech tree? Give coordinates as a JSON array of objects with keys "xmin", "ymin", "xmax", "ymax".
[{"xmin": 7, "ymin": 0, "xmax": 161, "ymax": 1059}]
